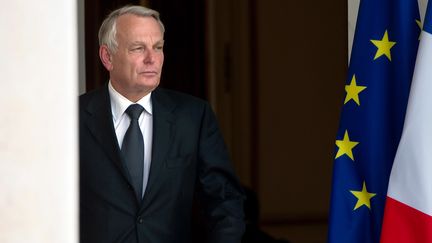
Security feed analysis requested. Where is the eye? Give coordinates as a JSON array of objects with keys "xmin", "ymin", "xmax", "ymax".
[
  {"xmin": 155, "ymin": 45, "xmax": 164, "ymax": 51},
  {"xmin": 131, "ymin": 46, "xmax": 144, "ymax": 52}
]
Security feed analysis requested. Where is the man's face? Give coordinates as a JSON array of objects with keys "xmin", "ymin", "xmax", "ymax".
[{"xmin": 102, "ymin": 14, "xmax": 164, "ymax": 101}]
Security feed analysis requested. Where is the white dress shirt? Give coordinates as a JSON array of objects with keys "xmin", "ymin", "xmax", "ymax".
[{"xmin": 108, "ymin": 81, "xmax": 153, "ymax": 197}]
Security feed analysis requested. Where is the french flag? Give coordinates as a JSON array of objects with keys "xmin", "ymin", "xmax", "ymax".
[{"xmin": 380, "ymin": 1, "xmax": 432, "ymax": 242}]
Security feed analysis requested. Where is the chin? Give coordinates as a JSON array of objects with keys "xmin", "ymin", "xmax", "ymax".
[{"xmin": 136, "ymin": 81, "xmax": 159, "ymax": 92}]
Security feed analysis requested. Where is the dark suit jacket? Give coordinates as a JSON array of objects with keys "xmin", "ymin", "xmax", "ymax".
[{"xmin": 79, "ymin": 84, "xmax": 245, "ymax": 243}]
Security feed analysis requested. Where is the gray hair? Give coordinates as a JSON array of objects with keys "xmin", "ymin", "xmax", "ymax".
[{"xmin": 98, "ymin": 5, "xmax": 165, "ymax": 53}]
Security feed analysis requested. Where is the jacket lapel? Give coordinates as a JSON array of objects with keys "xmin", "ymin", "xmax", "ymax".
[
  {"xmin": 84, "ymin": 85, "xmax": 133, "ymax": 185},
  {"xmin": 140, "ymin": 88, "xmax": 176, "ymax": 211}
]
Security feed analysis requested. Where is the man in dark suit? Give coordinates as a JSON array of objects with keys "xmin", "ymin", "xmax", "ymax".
[{"xmin": 79, "ymin": 5, "xmax": 245, "ymax": 243}]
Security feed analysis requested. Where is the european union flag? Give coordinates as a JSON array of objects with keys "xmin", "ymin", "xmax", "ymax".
[{"xmin": 328, "ymin": 0, "xmax": 420, "ymax": 242}]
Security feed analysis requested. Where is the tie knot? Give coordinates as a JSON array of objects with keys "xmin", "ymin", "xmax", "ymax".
[{"xmin": 125, "ymin": 104, "xmax": 144, "ymax": 120}]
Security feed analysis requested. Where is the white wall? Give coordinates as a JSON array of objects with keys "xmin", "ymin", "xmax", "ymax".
[{"xmin": 0, "ymin": 1, "xmax": 78, "ymax": 243}]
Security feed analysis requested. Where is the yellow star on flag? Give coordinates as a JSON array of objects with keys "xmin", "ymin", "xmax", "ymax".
[
  {"xmin": 335, "ymin": 130, "xmax": 359, "ymax": 161},
  {"xmin": 350, "ymin": 181, "xmax": 377, "ymax": 210},
  {"xmin": 370, "ymin": 30, "xmax": 396, "ymax": 61},
  {"xmin": 417, "ymin": 19, "xmax": 422, "ymax": 29},
  {"xmin": 416, "ymin": 19, "xmax": 422, "ymax": 40},
  {"xmin": 345, "ymin": 75, "xmax": 367, "ymax": 105}
]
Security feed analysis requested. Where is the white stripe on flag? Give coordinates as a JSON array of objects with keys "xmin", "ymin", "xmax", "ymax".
[{"xmin": 387, "ymin": 29, "xmax": 432, "ymax": 216}]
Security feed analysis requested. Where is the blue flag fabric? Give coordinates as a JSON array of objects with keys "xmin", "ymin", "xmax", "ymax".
[
  {"xmin": 425, "ymin": 2, "xmax": 432, "ymax": 34},
  {"xmin": 328, "ymin": 0, "xmax": 420, "ymax": 242}
]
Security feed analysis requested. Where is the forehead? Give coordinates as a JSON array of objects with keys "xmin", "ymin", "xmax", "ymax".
[{"xmin": 116, "ymin": 14, "xmax": 163, "ymax": 39}]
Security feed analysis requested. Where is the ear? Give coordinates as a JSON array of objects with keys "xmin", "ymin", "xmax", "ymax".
[{"xmin": 99, "ymin": 45, "xmax": 113, "ymax": 71}]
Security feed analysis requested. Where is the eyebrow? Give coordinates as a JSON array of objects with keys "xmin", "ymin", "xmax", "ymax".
[{"xmin": 130, "ymin": 40, "xmax": 165, "ymax": 46}]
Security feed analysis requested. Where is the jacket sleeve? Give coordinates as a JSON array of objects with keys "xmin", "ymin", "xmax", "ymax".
[{"xmin": 196, "ymin": 102, "xmax": 246, "ymax": 243}]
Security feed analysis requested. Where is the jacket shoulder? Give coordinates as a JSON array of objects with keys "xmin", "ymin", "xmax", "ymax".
[{"xmin": 79, "ymin": 85, "xmax": 110, "ymax": 112}]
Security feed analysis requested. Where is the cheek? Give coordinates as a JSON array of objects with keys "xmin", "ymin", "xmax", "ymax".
[
  {"xmin": 113, "ymin": 58, "xmax": 130, "ymax": 71},
  {"xmin": 128, "ymin": 60, "xmax": 141, "ymax": 73},
  {"xmin": 159, "ymin": 54, "xmax": 165, "ymax": 66}
]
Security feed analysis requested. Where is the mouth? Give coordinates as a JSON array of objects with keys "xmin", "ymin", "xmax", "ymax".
[{"xmin": 139, "ymin": 71, "xmax": 158, "ymax": 77}]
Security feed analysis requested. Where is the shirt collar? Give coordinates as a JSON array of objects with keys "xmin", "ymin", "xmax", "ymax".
[{"xmin": 108, "ymin": 81, "xmax": 153, "ymax": 122}]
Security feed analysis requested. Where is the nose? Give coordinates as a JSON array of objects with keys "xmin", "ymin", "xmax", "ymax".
[{"xmin": 143, "ymin": 50, "xmax": 154, "ymax": 64}]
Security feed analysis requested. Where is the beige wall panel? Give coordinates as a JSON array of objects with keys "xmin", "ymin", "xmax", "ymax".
[
  {"xmin": 0, "ymin": 1, "xmax": 78, "ymax": 242},
  {"xmin": 255, "ymin": 0, "xmax": 346, "ymax": 220},
  {"xmin": 207, "ymin": 0, "xmax": 254, "ymax": 185}
]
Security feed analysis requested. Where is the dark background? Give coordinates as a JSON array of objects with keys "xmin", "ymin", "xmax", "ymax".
[
  {"xmin": 85, "ymin": 0, "xmax": 206, "ymax": 97},
  {"xmin": 84, "ymin": 0, "xmax": 347, "ymax": 242}
]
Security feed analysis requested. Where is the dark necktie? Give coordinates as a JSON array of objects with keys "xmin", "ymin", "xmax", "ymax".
[{"xmin": 122, "ymin": 104, "xmax": 145, "ymax": 200}]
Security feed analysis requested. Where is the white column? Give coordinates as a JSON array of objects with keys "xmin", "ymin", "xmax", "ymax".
[
  {"xmin": 419, "ymin": 0, "xmax": 429, "ymax": 22},
  {"xmin": 0, "ymin": 1, "xmax": 78, "ymax": 243},
  {"xmin": 348, "ymin": 0, "xmax": 360, "ymax": 60}
]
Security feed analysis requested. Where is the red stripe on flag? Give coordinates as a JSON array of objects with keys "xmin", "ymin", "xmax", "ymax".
[{"xmin": 381, "ymin": 197, "xmax": 432, "ymax": 243}]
